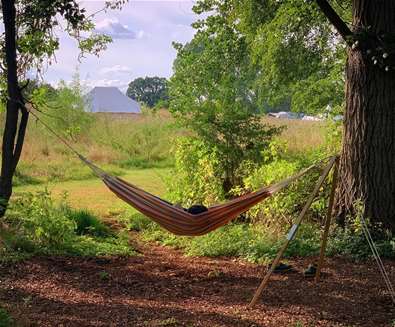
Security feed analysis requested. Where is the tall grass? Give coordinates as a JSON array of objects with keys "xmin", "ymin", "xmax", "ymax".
[
  {"xmin": 263, "ymin": 117, "xmax": 327, "ymax": 154},
  {"xmin": 8, "ymin": 109, "xmax": 181, "ymax": 185}
]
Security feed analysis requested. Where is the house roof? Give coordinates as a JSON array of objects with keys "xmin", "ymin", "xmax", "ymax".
[{"xmin": 86, "ymin": 87, "xmax": 141, "ymax": 113}]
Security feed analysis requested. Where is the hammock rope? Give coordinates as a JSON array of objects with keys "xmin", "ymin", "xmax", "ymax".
[{"xmin": 359, "ymin": 214, "xmax": 395, "ymax": 304}]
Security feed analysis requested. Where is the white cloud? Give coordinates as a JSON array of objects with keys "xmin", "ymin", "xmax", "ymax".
[
  {"xmin": 44, "ymin": 2, "xmax": 198, "ymax": 87},
  {"xmin": 100, "ymin": 65, "xmax": 132, "ymax": 75},
  {"xmin": 83, "ymin": 78, "xmax": 128, "ymax": 89},
  {"xmin": 94, "ymin": 18, "xmax": 137, "ymax": 39}
]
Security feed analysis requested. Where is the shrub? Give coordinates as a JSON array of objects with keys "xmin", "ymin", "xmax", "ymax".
[
  {"xmin": 121, "ymin": 212, "xmax": 154, "ymax": 232},
  {"xmin": 240, "ymin": 147, "xmax": 330, "ymax": 228},
  {"xmin": 64, "ymin": 208, "xmax": 111, "ymax": 237},
  {"xmin": 6, "ymin": 190, "xmax": 76, "ymax": 252},
  {"xmin": 4, "ymin": 190, "xmax": 134, "ymax": 258},
  {"xmin": 327, "ymin": 219, "xmax": 395, "ymax": 260},
  {"xmin": 137, "ymin": 217, "xmax": 321, "ymax": 263},
  {"xmin": 165, "ymin": 137, "xmax": 225, "ymax": 207}
]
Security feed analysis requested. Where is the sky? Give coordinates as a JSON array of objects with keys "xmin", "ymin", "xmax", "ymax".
[{"xmin": 43, "ymin": 1, "xmax": 198, "ymax": 92}]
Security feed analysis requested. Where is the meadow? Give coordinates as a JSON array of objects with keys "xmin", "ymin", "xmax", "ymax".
[
  {"xmin": 7, "ymin": 110, "xmax": 366, "ymax": 264},
  {"xmin": 6, "ymin": 108, "xmax": 387, "ymax": 264},
  {"xmin": 13, "ymin": 110, "xmax": 327, "ymax": 214}
]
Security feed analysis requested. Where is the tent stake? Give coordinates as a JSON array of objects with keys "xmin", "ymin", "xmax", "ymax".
[
  {"xmin": 315, "ymin": 157, "xmax": 339, "ymax": 282},
  {"xmin": 249, "ymin": 156, "xmax": 337, "ymax": 308}
]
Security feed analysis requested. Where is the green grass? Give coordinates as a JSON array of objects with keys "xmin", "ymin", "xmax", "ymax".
[
  {"xmin": 125, "ymin": 212, "xmax": 321, "ymax": 263},
  {"xmin": 2, "ymin": 188, "xmax": 139, "ymax": 261},
  {"xmin": 13, "ymin": 167, "xmax": 170, "ymax": 217}
]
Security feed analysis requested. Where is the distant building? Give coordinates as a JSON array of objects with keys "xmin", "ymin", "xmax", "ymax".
[
  {"xmin": 302, "ymin": 115, "xmax": 323, "ymax": 121},
  {"xmin": 86, "ymin": 86, "xmax": 141, "ymax": 114},
  {"xmin": 267, "ymin": 111, "xmax": 301, "ymax": 119}
]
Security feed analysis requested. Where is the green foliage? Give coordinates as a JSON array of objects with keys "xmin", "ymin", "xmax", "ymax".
[
  {"xmin": 170, "ymin": 6, "xmax": 281, "ymax": 194},
  {"xmin": 3, "ymin": 190, "xmax": 133, "ymax": 258},
  {"xmin": 0, "ymin": 0, "xmax": 114, "ymax": 80},
  {"xmin": 227, "ymin": 139, "xmax": 329, "ymax": 227},
  {"xmin": 6, "ymin": 190, "xmax": 76, "ymax": 251},
  {"xmin": 65, "ymin": 208, "xmax": 111, "ymax": 237},
  {"xmin": 32, "ymin": 74, "xmax": 93, "ymax": 140},
  {"xmin": 327, "ymin": 204, "xmax": 395, "ymax": 260},
  {"xmin": 121, "ymin": 212, "xmax": 154, "ymax": 232},
  {"xmin": 246, "ymin": 0, "xmax": 346, "ymax": 113},
  {"xmin": 323, "ymin": 106, "xmax": 344, "ymax": 154},
  {"xmin": 139, "ymin": 221, "xmax": 320, "ymax": 263},
  {"xmin": 185, "ymin": 0, "xmax": 347, "ymax": 115},
  {"xmin": 127, "ymin": 76, "xmax": 169, "ymax": 108},
  {"xmin": 0, "ymin": 308, "xmax": 13, "ymax": 327},
  {"xmin": 166, "ymin": 137, "xmax": 224, "ymax": 206}
]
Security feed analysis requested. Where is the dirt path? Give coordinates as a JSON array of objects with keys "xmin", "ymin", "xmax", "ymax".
[{"xmin": 1, "ymin": 239, "xmax": 394, "ymax": 326}]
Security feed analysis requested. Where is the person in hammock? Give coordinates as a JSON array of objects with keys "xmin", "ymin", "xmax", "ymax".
[{"xmin": 174, "ymin": 203, "xmax": 208, "ymax": 215}]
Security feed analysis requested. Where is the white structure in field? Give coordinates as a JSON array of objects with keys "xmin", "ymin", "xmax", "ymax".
[
  {"xmin": 267, "ymin": 111, "xmax": 301, "ymax": 119},
  {"xmin": 86, "ymin": 86, "xmax": 141, "ymax": 114}
]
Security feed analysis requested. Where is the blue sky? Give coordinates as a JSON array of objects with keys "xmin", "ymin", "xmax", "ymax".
[{"xmin": 44, "ymin": 1, "xmax": 198, "ymax": 91}]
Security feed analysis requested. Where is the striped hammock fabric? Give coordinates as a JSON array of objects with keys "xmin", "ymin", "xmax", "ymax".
[{"xmin": 84, "ymin": 156, "xmax": 319, "ymax": 236}]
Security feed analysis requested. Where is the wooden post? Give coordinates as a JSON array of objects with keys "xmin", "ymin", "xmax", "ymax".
[
  {"xmin": 249, "ymin": 157, "xmax": 337, "ymax": 308},
  {"xmin": 314, "ymin": 157, "xmax": 339, "ymax": 282}
]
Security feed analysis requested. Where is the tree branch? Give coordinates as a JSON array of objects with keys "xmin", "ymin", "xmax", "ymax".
[{"xmin": 315, "ymin": 0, "xmax": 353, "ymax": 44}]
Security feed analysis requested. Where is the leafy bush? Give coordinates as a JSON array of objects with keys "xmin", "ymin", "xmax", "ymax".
[
  {"xmin": 4, "ymin": 190, "xmax": 134, "ymax": 258},
  {"xmin": 238, "ymin": 143, "xmax": 330, "ymax": 227},
  {"xmin": 65, "ymin": 208, "xmax": 111, "ymax": 237},
  {"xmin": 32, "ymin": 80, "xmax": 94, "ymax": 140},
  {"xmin": 6, "ymin": 190, "xmax": 76, "ymax": 252},
  {"xmin": 121, "ymin": 212, "xmax": 154, "ymax": 232},
  {"xmin": 327, "ymin": 215, "xmax": 395, "ymax": 260},
  {"xmin": 170, "ymin": 5, "xmax": 283, "ymax": 195},
  {"xmin": 135, "ymin": 214, "xmax": 321, "ymax": 263},
  {"xmin": 165, "ymin": 137, "xmax": 224, "ymax": 207}
]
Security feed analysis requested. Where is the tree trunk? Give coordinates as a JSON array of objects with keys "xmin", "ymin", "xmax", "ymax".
[
  {"xmin": 0, "ymin": 0, "xmax": 29, "ymax": 217},
  {"xmin": 335, "ymin": 0, "xmax": 395, "ymax": 231}
]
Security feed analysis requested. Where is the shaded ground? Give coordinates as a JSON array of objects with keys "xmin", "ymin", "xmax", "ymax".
[{"xmin": 1, "ymin": 241, "xmax": 394, "ymax": 327}]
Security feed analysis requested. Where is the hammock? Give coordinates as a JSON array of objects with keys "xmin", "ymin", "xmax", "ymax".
[
  {"xmin": 29, "ymin": 109, "xmax": 324, "ymax": 236},
  {"xmin": 82, "ymin": 156, "xmax": 319, "ymax": 236}
]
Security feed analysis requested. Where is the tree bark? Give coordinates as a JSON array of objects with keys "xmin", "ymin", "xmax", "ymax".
[
  {"xmin": 0, "ymin": 0, "xmax": 29, "ymax": 216},
  {"xmin": 335, "ymin": 0, "xmax": 395, "ymax": 231}
]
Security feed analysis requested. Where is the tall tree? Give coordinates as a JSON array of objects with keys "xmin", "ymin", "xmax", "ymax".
[
  {"xmin": 246, "ymin": 0, "xmax": 395, "ymax": 229},
  {"xmin": 187, "ymin": 0, "xmax": 395, "ymax": 230},
  {"xmin": 0, "ymin": 0, "xmax": 119, "ymax": 216},
  {"xmin": 315, "ymin": 0, "xmax": 395, "ymax": 230},
  {"xmin": 127, "ymin": 77, "xmax": 169, "ymax": 107},
  {"xmin": 170, "ymin": 2, "xmax": 281, "ymax": 195}
]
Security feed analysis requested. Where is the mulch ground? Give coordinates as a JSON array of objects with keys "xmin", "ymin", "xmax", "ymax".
[{"xmin": 1, "ymin": 240, "xmax": 394, "ymax": 327}]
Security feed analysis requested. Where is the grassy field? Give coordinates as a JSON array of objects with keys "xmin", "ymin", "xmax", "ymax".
[
  {"xmin": 264, "ymin": 117, "xmax": 327, "ymax": 153},
  {"xmin": 14, "ymin": 167, "xmax": 169, "ymax": 217}
]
